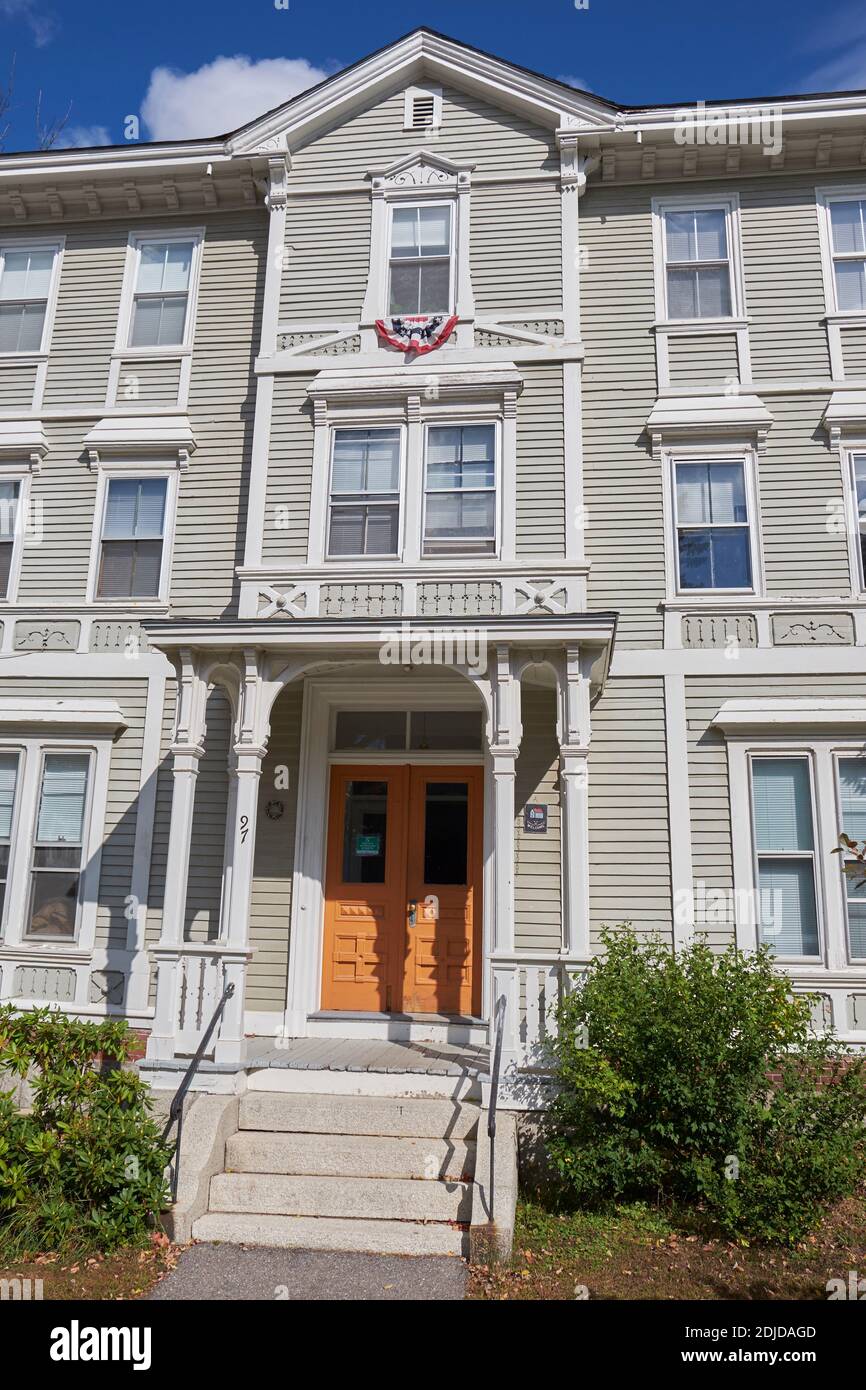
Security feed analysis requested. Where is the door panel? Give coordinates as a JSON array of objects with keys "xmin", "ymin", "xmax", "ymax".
[
  {"xmin": 321, "ymin": 767, "xmax": 408, "ymax": 1012},
  {"xmin": 403, "ymin": 766, "xmax": 483, "ymax": 1016}
]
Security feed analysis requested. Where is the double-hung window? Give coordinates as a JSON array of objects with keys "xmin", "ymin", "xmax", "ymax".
[
  {"xmin": 327, "ymin": 429, "xmax": 401, "ymax": 558},
  {"xmin": 388, "ymin": 204, "xmax": 453, "ymax": 316},
  {"xmin": 673, "ymin": 459, "xmax": 753, "ymax": 590},
  {"xmin": 0, "ymin": 242, "xmax": 58, "ymax": 353},
  {"xmin": 97, "ymin": 477, "xmax": 168, "ymax": 599},
  {"xmin": 851, "ymin": 454, "xmax": 866, "ymax": 589},
  {"xmin": 0, "ymin": 480, "xmax": 21, "ymax": 599},
  {"xmin": 826, "ymin": 198, "xmax": 866, "ymax": 313},
  {"xmin": 837, "ymin": 756, "xmax": 866, "ymax": 961},
  {"xmin": 750, "ymin": 756, "xmax": 820, "ymax": 958},
  {"xmin": 25, "ymin": 753, "xmax": 90, "ymax": 941},
  {"xmin": 662, "ymin": 208, "xmax": 733, "ymax": 319},
  {"xmin": 128, "ymin": 238, "xmax": 196, "ymax": 347},
  {"xmin": 423, "ymin": 424, "xmax": 497, "ymax": 556},
  {"xmin": 0, "ymin": 752, "xmax": 19, "ymax": 925}
]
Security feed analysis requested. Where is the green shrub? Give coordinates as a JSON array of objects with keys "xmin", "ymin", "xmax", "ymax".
[
  {"xmin": 546, "ymin": 928, "xmax": 866, "ymax": 1245},
  {"xmin": 0, "ymin": 1005, "xmax": 171, "ymax": 1258}
]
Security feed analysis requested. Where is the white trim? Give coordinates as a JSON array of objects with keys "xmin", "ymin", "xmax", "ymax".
[
  {"xmin": 662, "ymin": 447, "xmax": 764, "ymax": 600},
  {"xmin": 0, "ymin": 698, "xmax": 127, "ymax": 732},
  {"xmin": 0, "ymin": 465, "xmax": 32, "ymax": 604},
  {"xmin": 403, "ymin": 85, "xmax": 443, "ymax": 132},
  {"xmin": 714, "ymin": 698, "xmax": 866, "ymax": 732},
  {"xmin": 0, "ymin": 235, "xmax": 64, "ymax": 357},
  {"xmin": 651, "ymin": 193, "xmax": 746, "ymax": 324},
  {"xmin": 114, "ymin": 227, "xmax": 204, "ymax": 355},
  {"xmin": 84, "ymin": 460, "xmax": 180, "ymax": 607},
  {"xmin": 841, "ymin": 444, "xmax": 866, "ymax": 595}
]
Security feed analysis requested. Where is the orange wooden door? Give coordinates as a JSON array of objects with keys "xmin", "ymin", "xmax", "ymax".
[
  {"xmin": 403, "ymin": 766, "xmax": 483, "ymax": 1016},
  {"xmin": 321, "ymin": 766, "xmax": 408, "ymax": 1012}
]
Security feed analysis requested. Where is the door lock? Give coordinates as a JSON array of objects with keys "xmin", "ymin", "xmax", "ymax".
[{"xmin": 407, "ymin": 900, "xmax": 417, "ymax": 926}]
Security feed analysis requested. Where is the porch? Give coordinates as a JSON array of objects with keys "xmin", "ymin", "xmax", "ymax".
[{"xmin": 140, "ymin": 614, "xmax": 615, "ymax": 1103}]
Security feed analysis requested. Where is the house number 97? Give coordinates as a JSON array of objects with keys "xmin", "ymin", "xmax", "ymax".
[{"xmin": 240, "ymin": 815, "xmax": 249, "ymax": 843}]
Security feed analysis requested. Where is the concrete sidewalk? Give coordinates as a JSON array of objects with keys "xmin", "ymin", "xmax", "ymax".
[{"xmin": 147, "ymin": 1243, "xmax": 468, "ymax": 1300}]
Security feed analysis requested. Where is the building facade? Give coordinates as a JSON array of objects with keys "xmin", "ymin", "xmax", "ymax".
[{"xmin": 1, "ymin": 30, "xmax": 866, "ymax": 1088}]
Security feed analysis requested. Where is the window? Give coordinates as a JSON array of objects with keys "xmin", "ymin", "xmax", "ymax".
[
  {"xmin": 750, "ymin": 756, "xmax": 820, "ymax": 958},
  {"xmin": 827, "ymin": 198, "xmax": 866, "ymax": 313},
  {"xmin": 327, "ymin": 429, "xmax": 400, "ymax": 557},
  {"xmin": 128, "ymin": 238, "xmax": 196, "ymax": 347},
  {"xmin": 423, "ymin": 425, "xmax": 496, "ymax": 556},
  {"xmin": 0, "ymin": 752, "xmax": 19, "ymax": 924},
  {"xmin": 333, "ymin": 709, "xmax": 482, "ymax": 752},
  {"xmin": 26, "ymin": 753, "xmax": 90, "ymax": 940},
  {"xmin": 388, "ymin": 205, "xmax": 452, "ymax": 316},
  {"xmin": 662, "ymin": 208, "xmax": 733, "ymax": 319},
  {"xmin": 97, "ymin": 477, "xmax": 167, "ymax": 599},
  {"xmin": 852, "ymin": 454, "xmax": 866, "ymax": 589},
  {"xmin": 0, "ymin": 242, "xmax": 58, "ymax": 353},
  {"xmin": 0, "ymin": 480, "xmax": 20, "ymax": 598},
  {"xmin": 673, "ymin": 459, "xmax": 753, "ymax": 590},
  {"xmin": 837, "ymin": 757, "xmax": 866, "ymax": 960}
]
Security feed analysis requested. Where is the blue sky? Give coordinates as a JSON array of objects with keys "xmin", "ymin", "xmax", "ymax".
[{"xmin": 1, "ymin": 0, "xmax": 865, "ymax": 152}]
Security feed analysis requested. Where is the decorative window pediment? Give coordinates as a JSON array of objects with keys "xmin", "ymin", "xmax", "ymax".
[{"xmin": 370, "ymin": 148, "xmax": 471, "ymax": 194}]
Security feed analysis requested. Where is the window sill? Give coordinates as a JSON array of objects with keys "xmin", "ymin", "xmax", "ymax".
[{"xmin": 654, "ymin": 317, "xmax": 750, "ymax": 334}]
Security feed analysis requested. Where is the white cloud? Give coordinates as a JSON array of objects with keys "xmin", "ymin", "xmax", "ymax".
[
  {"xmin": 0, "ymin": 0, "xmax": 58, "ymax": 47},
  {"xmin": 59, "ymin": 124, "xmax": 112, "ymax": 149},
  {"xmin": 140, "ymin": 54, "xmax": 330, "ymax": 141},
  {"xmin": 558, "ymin": 74, "xmax": 592, "ymax": 93}
]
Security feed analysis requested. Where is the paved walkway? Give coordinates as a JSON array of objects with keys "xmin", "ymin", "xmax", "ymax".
[{"xmin": 148, "ymin": 1244, "xmax": 468, "ymax": 1300}]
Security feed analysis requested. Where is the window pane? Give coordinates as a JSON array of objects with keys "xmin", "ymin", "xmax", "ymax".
[
  {"xmin": 390, "ymin": 208, "xmax": 419, "ymax": 257},
  {"xmin": 830, "ymin": 200, "xmax": 866, "ymax": 256},
  {"xmin": 423, "ymin": 782, "xmax": 468, "ymax": 885},
  {"xmin": 695, "ymin": 265, "xmax": 732, "ymax": 317},
  {"xmin": 36, "ymin": 754, "xmax": 88, "ymax": 844},
  {"xmin": 426, "ymin": 491, "xmax": 495, "ymax": 541},
  {"xmin": 363, "ymin": 505, "xmax": 400, "ymax": 554},
  {"xmin": 28, "ymin": 869, "xmax": 80, "ymax": 938},
  {"xmin": 665, "ymin": 209, "xmax": 727, "ymax": 263},
  {"xmin": 97, "ymin": 539, "xmax": 135, "ymax": 598},
  {"xmin": 461, "ymin": 424, "xmax": 495, "ymax": 462},
  {"xmin": 104, "ymin": 478, "xmax": 146, "ymax": 539},
  {"xmin": 0, "ymin": 301, "xmax": 46, "ymax": 351},
  {"xmin": 418, "ymin": 205, "xmax": 451, "ymax": 256},
  {"xmin": 331, "ymin": 435, "xmax": 366, "ymax": 494},
  {"xmin": 847, "ymin": 877, "xmax": 866, "ymax": 959},
  {"xmin": 694, "ymin": 209, "xmax": 728, "ymax": 261},
  {"xmin": 328, "ymin": 506, "xmax": 366, "ymax": 556},
  {"xmin": 676, "ymin": 464, "xmax": 711, "ymax": 525},
  {"xmin": 129, "ymin": 539, "xmax": 164, "ymax": 597},
  {"xmin": 758, "ymin": 858, "xmax": 819, "ymax": 956},
  {"xmin": 707, "ymin": 462, "xmax": 747, "ymax": 523},
  {"xmin": 342, "ymin": 781, "xmax": 388, "ymax": 884},
  {"xmin": 752, "ymin": 758, "xmax": 814, "ymax": 852},
  {"xmin": 418, "ymin": 260, "xmax": 450, "ymax": 312},
  {"xmin": 137, "ymin": 241, "xmax": 192, "ymax": 293},
  {"xmin": 667, "ymin": 267, "xmax": 699, "ymax": 318},
  {"xmin": 130, "ymin": 293, "xmax": 188, "ymax": 347},
  {"xmin": 835, "ymin": 260, "xmax": 866, "ymax": 313},
  {"xmin": 133, "ymin": 479, "xmax": 167, "ymax": 538},
  {"xmin": 0, "ymin": 479, "xmax": 19, "ymax": 542},
  {"xmin": 664, "ymin": 212, "xmax": 697, "ymax": 262},
  {"xmin": 0, "ymin": 752, "xmax": 18, "ymax": 840},
  {"xmin": 363, "ymin": 433, "xmax": 401, "ymax": 493},
  {"xmin": 427, "ymin": 427, "xmax": 461, "ymax": 467},
  {"xmin": 0, "ymin": 248, "xmax": 53, "ymax": 300},
  {"xmin": 839, "ymin": 758, "xmax": 866, "ymax": 842},
  {"xmin": 709, "ymin": 527, "xmax": 751, "ymax": 587},
  {"xmin": 334, "ymin": 711, "xmax": 406, "ymax": 751},
  {"xmin": 389, "ymin": 261, "xmax": 420, "ymax": 315},
  {"xmin": 410, "ymin": 711, "xmax": 482, "ymax": 751},
  {"xmin": 0, "ymin": 544, "xmax": 12, "ymax": 600},
  {"xmin": 677, "ymin": 529, "xmax": 713, "ymax": 588},
  {"xmin": 161, "ymin": 242, "xmax": 193, "ymax": 291}
]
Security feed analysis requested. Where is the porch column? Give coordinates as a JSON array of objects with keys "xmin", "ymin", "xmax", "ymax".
[
  {"xmin": 488, "ymin": 644, "xmax": 522, "ymax": 1071},
  {"xmin": 557, "ymin": 645, "xmax": 593, "ymax": 958}
]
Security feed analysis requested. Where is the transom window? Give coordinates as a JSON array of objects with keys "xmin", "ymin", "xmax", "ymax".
[
  {"xmin": 423, "ymin": 424, "xmax": 496, "ymax": 556},
  {"xmin": 0, "ymin": 480, "xmax": 21, "ymax": 599},
  {"xmin": 388, "ymin": 204, "xmax": 452, "ymax": 316},
  {"xmin": 662, "ymin": 208, "xmax": 733, "ymax": 319},
  {"xmin": 327, "ymin": 429, "xmax": 401, "ymax": 558},
  {"xmin": 0, "ymin": 243, "xmax": 58, "ymax": 353},
  {"xmin": 129, "ymin": 238, "xmax": 195, "ymax": 347},
  {"xmin": 97, "ymin": 477, "xmax": 167, "ymax": 599},
  {"xmin": 750, "ymin": 756, "xmax": 820, "ymax": 959},
  {"xmin": 827, "ymin": 198, "xmax": 866, "ymax": 313},
  {"xmin": 334, "ymin": 709, "xmax": 482, "ymax": 752},
  {"xmin": 25, "ymin": 753, "xmax": 90, "ymax": 941},
  {"xmin": 837, "ymin": 756, "xmax": 866, "ymax": 961},
  {"xmin": 673, "ymin": 459, "xmax": 753, "ymax": 591}
]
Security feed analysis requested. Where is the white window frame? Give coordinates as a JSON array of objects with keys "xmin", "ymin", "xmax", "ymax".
[
  {"xmin": 324, "ymin": 424, "xmax": 406, "ymax": 562},
  {"xmin": 663, "ymin": 447, "xmax": 763, "ymax": 599},
  {"xmin": 421, "ymin": 417, "xmax": 500, "ymax": 560},
  {"xmin": 115, "ymin": 229, "xmax": 204, "ymax": 354},
  {"xmin": 0, "ymin": 464, "xmax": 33, "ymax": 605},
  {"xmin": 832, "ymin": 748, "xmax": 866, "ymax": 965},
  {"xmin": 0, "ymin": 235, "xmax": 64, "ymax": 358},
  {"xmin": 651, "ymin": 195, "xmax": 745, "ymax": 324},
  {"xmin": 746, "ymin": 749, "xmax": 824, "ymax": 964},
  {"xmin": 841, "ymin": 444, "xmax": 866, "ymax": 595},
  {"xmin": 817, "ymin": 187, "xmax": 866, "ymax": 318},
  {"xmin": 385, "ymin": 200, "xmax": 455, "ymax": 319},
  {"xmin": 86, "ymin": 459, "xmax": 179, "ymax": 606},
  {"xmin": 0, "ymin": 736, "xmax": 109, "ymax": 955}
]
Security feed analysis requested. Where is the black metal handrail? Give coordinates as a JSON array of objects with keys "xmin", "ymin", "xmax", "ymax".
[
  {"xmin": 487, "ymin": 992, "xmax": 507, "ymax": 1225},
  {"xmin": 161, "ymin": 981, "xmax": 235, "ymax": 1203}
]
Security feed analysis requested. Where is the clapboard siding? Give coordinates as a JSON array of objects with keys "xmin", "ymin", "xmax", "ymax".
[
  {"xmin": 588, "ymin": 676, "xmax": 671, "ymax": 942},
  {"xmin": 281, "ymin": 194, "xmax": 371, "ymax": 322},
  {"xmin": 0, "ymin": 362, "xmax": 37, "ymax": 409},
  {"xmin": 263, "ymin": 374, "xmax": 315, "ymax": 562},
  {"xmin": 667, "ymin": 333, "xmax": 739, "ymax": 389},
  {"xmin": 247, "ymin": 683, "xmax": 303, "ymax": 1010},
  {"xmin": 0, "ymin": 675, "xmax": 147, "ymax": 952},
  {"xmin": 43, "ymin": 224, "xmax": 127, "ymax": 408},
  {"xmin": 18, "ymin": 419, "xmax": 99, "ymax": 601},
  {"xmin": 580, "ymin": 185, "xmax": 664, "ymax": 647},
  {"xmin": 290, "ymin": 84, "xmax": 557, "ymax": 181},
  {"xmin": 842, "ymin": 326, "xmax": 866, "ymax": 379},
  {"xmin": 471, "ymin": 181, "xmax": 561, "ymax": 316},
  {"xmin": 514, "ymin": 685, "xmax": 561, "ymax": 951},
  {"xmin": 116, "ymin": 356, "xmax": 181, "ymax": 406},
  {"xmin": 759, "ymin": 394, "xmax": 850, "ymax": 594},
  {"xmin": 184, "ymin": 686, "xmax": 231, "ymax": 941},
  {"xmin": 516, "ymin": 364, "xmax": 565, "ymax": 558}
]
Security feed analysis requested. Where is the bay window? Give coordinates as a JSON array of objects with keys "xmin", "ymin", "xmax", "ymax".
[
  {"xmin": 25, "ymin": 753, "xmax": 90, "ymax": 941},
  {"xmin": 327, "ymin": 429, "xmax": 401, "ymax": 557},
  {"xmin": 423, "ymin": 424, "xmax": 496, "ymax": 556},
  {"xmin": 750, "ymin": 756, "xmax": 820, "ymax": 958}
]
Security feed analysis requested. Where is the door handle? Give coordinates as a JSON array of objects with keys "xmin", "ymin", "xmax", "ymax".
[{"xmin": 407, "ymin": 900, "xmax": 417, "ymax": 926}]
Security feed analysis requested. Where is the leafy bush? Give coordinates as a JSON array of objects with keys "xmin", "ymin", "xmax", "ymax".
[
  {"xmin": 546, "ymin": 929, "xmax": 866, "ymax": 1244},
  {"xmin": 0, "ymin": 1006, "xmax": 171, "ymax": 1258}
]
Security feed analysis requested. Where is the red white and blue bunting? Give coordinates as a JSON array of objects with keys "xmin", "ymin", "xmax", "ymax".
[{"xmin": 374, "ymin": 313, "xmax": 458, "ymax": 355}]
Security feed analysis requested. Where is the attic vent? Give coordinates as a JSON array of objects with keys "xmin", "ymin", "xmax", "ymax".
[{"xmin": 404, "ymin": 85, "xmax": 442, "ymax": 132}]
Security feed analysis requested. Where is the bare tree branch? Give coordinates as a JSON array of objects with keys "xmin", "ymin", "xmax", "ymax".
[{"xmin": 34, "ymin": 87, "xmax": 72, "ymax": 150}]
